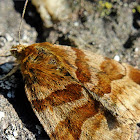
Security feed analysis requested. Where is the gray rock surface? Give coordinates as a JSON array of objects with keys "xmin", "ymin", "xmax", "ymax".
[
  {"xmin": 0, "ymin": 0, "xmax": 140, "ymax": 139},
  {"xmin": 0, "ymin": 0, "xmax": 49, "ymax": 139},
  {"xmin": 32, "ymin": 0, "xmax": 140, "ymax": 68}
]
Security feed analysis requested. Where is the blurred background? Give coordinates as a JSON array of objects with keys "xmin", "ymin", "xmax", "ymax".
[{"xmin": 0, "ymin": 0, "xmax": 140, "ymax": 139}]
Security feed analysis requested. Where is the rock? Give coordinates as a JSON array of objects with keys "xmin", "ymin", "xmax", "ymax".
[
  {"xmin": 0, "ymin": 0, "xmax": 48, "ymax": 139},
  {"xmin": 32, "ymin": 0, "xmax": 71, "ymax": 27},
  {"xmin": 0, "ymin": 95, "xmax": 36, "ymax": 139},
  {"xmin": 0, "ymin": 0, "xmax": 140, "ymax": 139},
  {"xmin": 32, "ymin": 0, "xmax": 140, "ymax": 67}
]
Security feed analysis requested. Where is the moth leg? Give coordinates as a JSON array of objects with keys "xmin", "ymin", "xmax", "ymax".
[{"xmin": 0, "ymin": 65, "xmax": 19, "ymax": 80}]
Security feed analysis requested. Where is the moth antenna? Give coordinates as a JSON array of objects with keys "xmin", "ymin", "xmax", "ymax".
[
  {"xmin": 0, "ymin": 0, "xmax": 28, "ymax": 80},
  {"xmin": 18, "ymin": 0, "xmax": 28, "ymax": 44},
  {"xmin": 0, "ymin": 0, "xmax": 28, "ymax": 57}
]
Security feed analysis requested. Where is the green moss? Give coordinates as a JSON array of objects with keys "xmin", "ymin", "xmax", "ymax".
[
  {"xmin": 98, "ymin": 1, "xmax": 113, "ymax": 17},
  {"xmin": 99, "ymin": 1, "xmax": 112, "ymax": 9},
  {"xmin": 132, "ymin": 9, "xmax": 136, "ymax": 13},
  {"xmin": 136, "ymin": 5, "xmax": 140, "ymax": 13},
  {"xmin": 105, "ymin": 2, "xmax": 112, "ymax": 9},
  {"xmin": 132, "ymin": 5, "xmax": 140, "ymax": 14}
]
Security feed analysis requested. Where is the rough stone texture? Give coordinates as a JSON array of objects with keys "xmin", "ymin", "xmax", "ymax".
[
  {"xmin": 0, "ymin": 0, "xmax": 49, "ymax": 139},
  {"xmin": 32, "ymin": 0, "xmax": 140, "ymax": 68},
  {"xmin": 0, "ymin": 94, "xmax": 36, "ymax": 140},
  {"xmin": 0, "ymin": 0, "xmax": 140, "ymax": 139}
]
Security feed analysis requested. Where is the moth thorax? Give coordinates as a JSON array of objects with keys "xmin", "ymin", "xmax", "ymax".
[{"xmin": 10, "ymin": 44, "xmax": 27, "ymax": 59}]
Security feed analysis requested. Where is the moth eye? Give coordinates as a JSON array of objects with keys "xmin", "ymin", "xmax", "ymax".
[{"xmin": 48, "ymin": 58, "xmax": 57, "ymax": 64}]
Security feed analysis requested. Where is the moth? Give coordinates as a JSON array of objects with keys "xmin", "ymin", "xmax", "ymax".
[
  {"xmin": 10, "ymin": 42, "xmax": 140, "ymax": 140},
  {"xmin": 2, "ymin": 0, "xmax": 140, "ymax": 140}
]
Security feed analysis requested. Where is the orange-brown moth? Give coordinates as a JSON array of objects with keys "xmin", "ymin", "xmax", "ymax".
[
  {"xmin": 10, "ymin": 42, "xmax": 140, "ymax": 140},
  {"xmin": 3, "ymin": 0, "xmax": 140, "ymax": 139}
]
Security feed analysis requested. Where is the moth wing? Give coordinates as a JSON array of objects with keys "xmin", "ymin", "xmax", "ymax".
[
  {"xmin": 19, "ymin": 43, "xmax": 139, "ymax": 139},
  {"xmin": 24, "ymin": 83, "xmax": 135, "ymax": 140},
  {"xmin": 51, "ymin": 44, "xmax": 140, "ymax": 125},
  {"xmin": 81, "ymin": 50, "xmax": 140, "ymax": 124}
]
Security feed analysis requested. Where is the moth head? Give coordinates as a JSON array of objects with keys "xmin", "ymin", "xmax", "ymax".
[{"xmin": 10, "ymin": 44, "xmax": 27, "ymax": 59}]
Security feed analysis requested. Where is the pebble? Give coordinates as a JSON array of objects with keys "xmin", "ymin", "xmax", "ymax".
[
  {"xmin": 0, "ymin": 111, "xmax": 5, "ymax": 121},
  {"xmin": 7, "ymin": 92, "xmax": 12, "ymax": 98},
  {"xmin": 5, "ymin": 34, "xmax": 13, "ymax": 42},
  {"xmin": 74, "ymin": 22, "xmax": 79, "ymax": 27},
  {"xmin": 13, "ymin": 131, "xmax": 18, "ymax": 137},
  {"xmin": 114, "ymin": 55, "xmax": 120, "ymax": 61},
  {"xmin": 36, "ymin": 125, "xmax": 42, "ymax": 134},
  {"xmin": 6, "ymin": 135, "xmax": 16, "ymax": 140},
  {"xmin": 135, "ymin": 47, "xmax": 139, "ymax": 52}
]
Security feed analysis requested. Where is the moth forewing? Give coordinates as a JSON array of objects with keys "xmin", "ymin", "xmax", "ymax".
[{"xmin": 11, "ymin": 42, "xmax": 140, "ymax": 140}]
